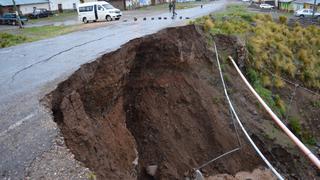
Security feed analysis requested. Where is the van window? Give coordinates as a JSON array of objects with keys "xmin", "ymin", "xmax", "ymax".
[
  {"xmin": 103, "ymin": 4, "xmax": 114, "ymax": 9},
  {"xmin": 79, "ymin": 6, "xmax": 93, "ymax": 12},
  {"xmin": 98, "ymin": 5, "xmax": 104, "ymax": 10}
]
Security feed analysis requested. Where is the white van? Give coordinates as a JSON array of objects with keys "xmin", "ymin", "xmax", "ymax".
[{"xmin": 78, "ymin": 1, "xmax": 122, "ymax": 23}]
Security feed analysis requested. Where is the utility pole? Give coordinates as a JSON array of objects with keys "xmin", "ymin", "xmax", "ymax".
[
  {"xmin": 312, "ymin": 0, "xmax": 317, "ymax": 17},
  {"xmin": 11, "ymin": 0, "xmax": 23, "ymax": 28},
  {"xmin": 312, "ymin": 0, "xmax": 317, "ymax": 18}
]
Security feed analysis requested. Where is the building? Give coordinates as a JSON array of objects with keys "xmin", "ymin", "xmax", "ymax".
[
  {"xmin": 0, "ymin": 0, "xmax": 50, "ymax": 14},
  {"xmin": 49, "ymin": 0, "xmax": 80, "ymax": 13},
  {"xmin": 279, "ymin": 0, "xmax": 294, "ymax": 11},
  {"xmin": 0, "ymin": 0, "xmax": 171, "ymax": 14},
  {"xmin": 292, "ymin": 0, "xmax": 320, "ymax": 11},
  {"xmin": 0, "ymin": 0, "xmax": 82, "ymax": 14}
]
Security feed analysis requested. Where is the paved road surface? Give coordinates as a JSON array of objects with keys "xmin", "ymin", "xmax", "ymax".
[{"xmin": 0, "ymin": 1, "xmax": 227, "ymax": 179}]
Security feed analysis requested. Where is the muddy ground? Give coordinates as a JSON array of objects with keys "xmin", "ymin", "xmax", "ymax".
[{"xmin": 47, "ymin": 25, "xmax": 319, "ymax": 179}]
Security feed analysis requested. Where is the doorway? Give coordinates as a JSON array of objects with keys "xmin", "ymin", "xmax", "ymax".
[{"xmin": 58, "ymin": 4, "xmax": 63, "ymax": 13}]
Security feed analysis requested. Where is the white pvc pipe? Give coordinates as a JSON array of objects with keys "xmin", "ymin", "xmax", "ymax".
[
  {"xmin": 229, "ymin": 56, "xmax": 320, "ymax": 170},
  {"xmin": 214, "ymin": 44, "xmax": 284, "ymax": 180}
]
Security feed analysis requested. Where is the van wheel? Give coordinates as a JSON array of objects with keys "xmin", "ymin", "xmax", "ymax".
[
  {"xmin": 12, "ymin": 21, "xmax": 16, "ymax": 26},
  {"xmin": 299, "ymin": 14, "xmax": 304, "ymax": 18},
  {"xmin": 106, "ymin": 15, "xmax": 112, "ymax": 22},
  {"xmin": 83, "ymin": 17, "xmax": 88, "ymax": 23}
]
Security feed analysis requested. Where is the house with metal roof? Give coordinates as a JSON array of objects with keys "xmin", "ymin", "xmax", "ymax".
[
  {"xmin": 49, "ymin": 0, "xmax": 82, "ymax": 13},
  {"xmin": 292, "ymin": 0, "xmax": 320, "ymax": 10},
  {"xmin": 0, "ymin": 0, "xmax": 83, "ymax": 15},
  {"xmin": 0, "ymin": 0, "xmax": 50, "ymax": 14}
]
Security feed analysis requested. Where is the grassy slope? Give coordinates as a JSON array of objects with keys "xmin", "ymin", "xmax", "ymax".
[{"xmin": 192, "ymin": 5, "xmax": 320, "ymax": 145}]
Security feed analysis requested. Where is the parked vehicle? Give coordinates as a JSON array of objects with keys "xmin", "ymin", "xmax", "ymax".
[
  {"xmin": 78, "ymin": 1, "xmax": 122, "ymax": 23},
  {"xmin": 0, "ymin": 13, "xmax": 28, "ymax": 25},
  {"xmin": 259, "ymin": 3, "xmax": 274, "ymax": 9},
  {"xmin": 294, "ymin": 9, "xmax": 320, "ymax": 18},
  {"xmin": 30, "ymin": 8, "xmax": 53, "ymax": 19}
]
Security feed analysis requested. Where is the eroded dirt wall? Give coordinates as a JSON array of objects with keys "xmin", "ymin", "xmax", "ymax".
[{"xmin": 48, "ymin": 25, "xmax": 267, "ymax": 180}]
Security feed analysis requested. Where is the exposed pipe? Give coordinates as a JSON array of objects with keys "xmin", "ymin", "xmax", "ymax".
[{"xmin": 228, "ymin": 56, "xmax": 320, "ymax": 170}]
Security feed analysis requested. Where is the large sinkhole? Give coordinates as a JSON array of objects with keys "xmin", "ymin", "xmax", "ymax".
[{"xmin": 47, "ymin": 25, "xmax": 263, "ymax": 179}]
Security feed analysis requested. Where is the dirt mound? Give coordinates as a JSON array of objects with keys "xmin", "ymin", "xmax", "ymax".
[{"xmin": 47, "ymin": 25, "xmax": 318, "ymax": 179}]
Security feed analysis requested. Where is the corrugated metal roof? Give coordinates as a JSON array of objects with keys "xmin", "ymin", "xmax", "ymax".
[
  {"xmin": 293, "ymin": 0, "xmax": 320, "ymax": 4},
  {"xmin": 0, "ymin": 0, "xmax": 49, "ymax": 6},
  {"xmin": 279, "ymin": 0, "xmax": 293, "ymax": 2}
]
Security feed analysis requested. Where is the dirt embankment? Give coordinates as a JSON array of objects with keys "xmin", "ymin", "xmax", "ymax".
[{"xmin": 47, "ymin": 25, "xmax": 319, "ymax": 179}]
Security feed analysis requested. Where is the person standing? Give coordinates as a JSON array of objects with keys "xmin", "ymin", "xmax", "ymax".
[{"xmin": 172, "ymin": 0, "xmax": 177, "ymax": 17}]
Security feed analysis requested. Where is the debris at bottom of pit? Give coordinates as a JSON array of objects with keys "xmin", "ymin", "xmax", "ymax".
[
  {"xmin": 46, "ymin": 24, "xmax": 317, "ymax": 179},
  {"xmin": 146, "ymin": 165, "xmax": 158, "ymax": 177}
]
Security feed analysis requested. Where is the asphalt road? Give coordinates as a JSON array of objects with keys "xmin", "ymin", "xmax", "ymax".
[{"xmin": 0, "ymin": 1, "xmax": 227, "ymax": 179}]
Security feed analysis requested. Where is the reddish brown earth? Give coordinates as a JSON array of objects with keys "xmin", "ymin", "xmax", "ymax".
[{"xmin": 47, "ymin": 25, "xmax": 319, "ymax": 179}]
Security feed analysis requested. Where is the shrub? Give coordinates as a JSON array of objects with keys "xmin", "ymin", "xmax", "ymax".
[
  {"xmin": 262, "ymin": 75, "xmax": 272, "ymax": 87},
  {"xmin": 279, "ymin": 16, "xmax": 287, "ymax": 24},
  {"xmin": 204, "ymin": 19, "xmax": 214, "ymax": 32},
  {"xmin": 0, "ymin": 33, "xmax": 28, "ymax": 48},
  {"xmin": 302, "ymin": 133, "xmax": 317, "ymax": 146},
  {"xmin": 274, "ymin": 95, "xmax": 286, "ymax": 116},
  {"xmin": 195, "ymin": 6, "xmax": 320, "ymax": 89},
  {"xmin": 311, "ymin": 100, "xmax": 320, "ymax": 108},
  {"xmin": 247, "ymin": 68, "xmax": 260, "ymax": 86},
  {"xmin": 274, "ymin": 76, "xmax": 285, "ymax": 88},
  {"xmin": 289, "ymin": 116, "xmax": 302, "ymax": 136}
]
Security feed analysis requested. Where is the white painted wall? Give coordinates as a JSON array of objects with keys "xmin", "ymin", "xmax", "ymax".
[
  {"xmin": 293, "ymin": 3, "xmax": 304, "ymax": 11},
  {"xmin": 19, "ymin": 3, "xmax": 50, "ymax": 14},
  {"xmin": 49, "ymin": 0, "xmax": 81, "ymax": 11}
]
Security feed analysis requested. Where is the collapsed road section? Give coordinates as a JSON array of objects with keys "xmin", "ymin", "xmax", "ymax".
[{"xmin": 46, "ymin": 25, "xmax": 318, "ymax": 179}]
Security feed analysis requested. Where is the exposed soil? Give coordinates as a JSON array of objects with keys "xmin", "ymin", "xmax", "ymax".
[{"xmin": 47, "ymin": 25, "xmax": 319, "ymax": 179}]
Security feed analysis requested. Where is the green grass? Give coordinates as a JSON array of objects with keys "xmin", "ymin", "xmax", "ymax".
[
  {"xmin": 213, "ymin": 4, "xmax": 255, "ymax": 20},
  {"xmin": 192, "ymin": 5, "xmax": 319, "ymax": 147},
  {"xmin": 0, "ymin": 11, "xmax": 81, "ymax": 48},
  {"xmin": 138, "ymin": 1, "xmax": 206, "ymax": 11},
  {"xmin": 302, "ymin": 133, "xmax": 316, "ymax": 146},
  {"xmin": 192, "ymin": 5, "xmax": 255, "ymax": 36},
  {"xmin": 28, "ymin": 11, "xmax": 77, "ymax": 24},
  {"xmin": 193, "ymin": 4, "xmax": 320, "ymax": 89},
  {"xmin": 20, "ymin": 25, "xmax": 80, "ymax": 40},
  {"xmin": 289, "ymin": 116, "xmax": 302, "ymax": 136},
  {"xmin": 0, "ymin": 25, "xmax": 81, "ymax": 48},
  {"xmin": 311, "ymin": 100, "xmax": 320, "ymax": 108},
  {"xmin": 0, "ymin": 33, "xmax": 30, "ymax": 48},
  {"xmin": 247, "ymin": 68, "xmax": 286, "ymax": 117},
  {"xmin": 288, "ymin": 116, "xmax": 316, "ymax": 146}
]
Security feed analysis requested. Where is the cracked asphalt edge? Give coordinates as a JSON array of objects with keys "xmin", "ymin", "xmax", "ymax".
[
  {"xmin": 10, "ymin": 33, "xmax": 116, "ymax": 82},
  {"xmin": 24, "ymin": 132, "xmax": 93, "ymax": 180}
]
